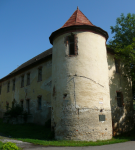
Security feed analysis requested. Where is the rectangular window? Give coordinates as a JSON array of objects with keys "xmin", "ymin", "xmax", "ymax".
[
  {"xmin": 38, "ymin": 67, "xmax": 42, "ymax": 81},
  {"xmin": 6, "ymin": 102, "xmax": 9, "ymax": 110},
  {"xmin": 13, "ymin": 79, "xmax": 15, "ymax": 91},
  {"xmin": 37, "ymin": 96, "xmax": 42, "ymax": 110},
  {"xmin": 68, "ymin": 35, "xmax": 75, "ymax": 55},
  {"xmin": 20, "ymin": 100, "xmax": 23, "ymax": 109},
  {"xmin": 115, "ymin": 59, "xmax": 120, "ymax": 73},
  {"xmin": 27, "ymin": 73, "xmax": 30, "ymax": 85},
  {"xmin": 7, "ymin": 82, "xmax": 10, "ymax": 92},
  {"xmin": 26, "ymin": 99, "xmax": 30, "ymax": 114},
  {"xmin": 0, "ymin": 85, "xmax": 1, "ymax": 95},
  {"xmin": 117, "ymin": 92, "xmax": 123, "ymax": 107},
  {"xmin": 21, "ymin": 75, "xmax": 24, "ymax": 87}
]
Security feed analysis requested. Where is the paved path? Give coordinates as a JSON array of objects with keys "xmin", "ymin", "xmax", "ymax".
[
  {"xmin": 0, "ymin": 136, "xmax": 135, "ymax": 150},
  {"xmin": 23, "ymin": 141, "xmax": 135, "ymax": 150}
]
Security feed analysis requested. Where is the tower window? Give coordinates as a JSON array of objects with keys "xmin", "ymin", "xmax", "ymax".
[
  {"xmin": 68, "ymin": 35, "xmax": 75, "ymax": 55},
  {"xmin": 21, "ymin": 75, "xmax": 24, "ymax": 87},
  {"xmin": 27, "ymin": 73, "xmax": 30, "ymax": 85},
  {"xmin": 115, "ymin": 59, "xmax": 120, "ymax": 73},
  {"xmin": 7, "ymin": 82, "xmax": 10, "ymax": 92},
  {"xmin": 65, "ymin": 34, "xmax": 78, "ymax": 56},
  {"xmin": 117, "ymin": 92, "xmax": 123, "ymax": 107}
]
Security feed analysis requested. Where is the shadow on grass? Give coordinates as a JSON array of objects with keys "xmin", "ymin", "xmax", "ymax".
[
  {"xmin": 1, "ymin": 118, "xmax": 135, "ymax": 146},
  {"xmin": 113, "ymin": 126, "xmax": 135, "ymax": 141},
  {"xmin": 0, "ymin": 119, "xmax": 54, "ymax": 141}
]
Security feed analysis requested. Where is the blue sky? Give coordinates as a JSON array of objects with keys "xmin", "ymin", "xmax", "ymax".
[{"xmin": 0, "ymin": 0, "xmax": 135, "ymax": 79}]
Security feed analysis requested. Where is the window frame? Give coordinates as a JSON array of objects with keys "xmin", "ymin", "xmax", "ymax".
[
  {"xmin": 65, "ymin": 34, "xmax": 78, "ymax": 57},
  {"xmin": 12, "ymin": 79, "xmax": 15, "ymax": 91},
  {"xmin": 115, "ymin": 59, "xmax": 120, "ymax": 73},
  {"xmin": 116, "ymin": 91, "xmax": 123, "ymax": 107},
  {"xmin": 38, "ymin": 67, "xmax": 42, "ymax": 82},
  {"xmin": 20, "ymin": 99, "xmax": 24, "ymax": 109},
  {"xmin": 26, "ymin": 73, "xmax": 30, "ymax": 86},
  {"xmin": 37, "ymin": 95, "xmax": 42, "ymax": 110},
  {"xmin": 7, "ymin": 82, "xmax": 10, "ymax": 93},
  {"xmin": 21, "ymin": 75, "xmax": 24, "ymax": 87}
]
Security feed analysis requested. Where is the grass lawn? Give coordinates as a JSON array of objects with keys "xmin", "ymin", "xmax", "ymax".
[
  {"xmin": 0, "ymin": 141, "xmax": 3, "ymax": 150},
  {"xmin": 0, "ymin": 118, "xmax": 135, "ymax": 147}
]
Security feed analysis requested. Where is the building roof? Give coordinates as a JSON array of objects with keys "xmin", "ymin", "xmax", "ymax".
[
  {"xmin": 61, "ymin": 7, "xmax": 94, "ymax": 28},
  {"xmin": 0, "ymin": 47, "xmax": 114, "ymax": 83},
  {"xmin": 0, "ymin": 48, "xmax": 52, "ymax": 82}
]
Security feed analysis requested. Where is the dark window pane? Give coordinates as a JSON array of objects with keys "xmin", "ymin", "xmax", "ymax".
[{"xmin": 117, "ymin": 92, "xmax": 122, "ymax": 107}]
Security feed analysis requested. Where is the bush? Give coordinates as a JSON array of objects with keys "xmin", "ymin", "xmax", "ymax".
[
  {"xmin": 4, "ymin": 104, "xmax": 23, "ymax": 118},
  {"xmin": 2, "ymin": 142, "xmax": 19, "ymax": 150}
]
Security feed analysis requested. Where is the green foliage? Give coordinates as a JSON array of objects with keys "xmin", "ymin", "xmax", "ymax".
[
  {"xmin": 4, "ymin": 104, "xmax": 23, "ymax": 118},
  {"xmin": 2, "ymin": 142, "xmax": 19, "ymax": 150},
  {"xmin": 108, "ymin": 13, "xmax": 135, "ymax": 99}
]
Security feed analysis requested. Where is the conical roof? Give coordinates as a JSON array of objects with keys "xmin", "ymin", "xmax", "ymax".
[
  {"xmin": 49, "ymin": 8, "xmax": 108, "ymax": 44},
  {"xmin": 61, "ymin": 7, "xmax": 94, "ymax": 28}
]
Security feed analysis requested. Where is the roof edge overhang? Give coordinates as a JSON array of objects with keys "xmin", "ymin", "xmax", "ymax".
[{"xmin": 49, "ymin": 25, "xmax": 109, "ymax": 45}]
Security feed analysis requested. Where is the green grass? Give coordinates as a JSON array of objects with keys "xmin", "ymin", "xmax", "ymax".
[
  {"xmin": 0, "ymin": 141, "xmax": 3, "ymax": 150},
  {"xmin": 0, "ymin": 118, "xmax": 135, "ymax": 147}
]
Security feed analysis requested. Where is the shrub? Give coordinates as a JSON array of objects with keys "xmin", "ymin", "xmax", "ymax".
[
  {"xmin": 2, "ymin": 142, "xmax": 19, "ymax": 150},
  {"xmin": 4, "ymin": 104, "xmax": 23, "ymax": 118}
]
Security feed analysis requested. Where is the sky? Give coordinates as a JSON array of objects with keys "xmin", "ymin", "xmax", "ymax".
[{"xmin": 0, "ymin": 0, "xmax": 135, "ymax": 79}]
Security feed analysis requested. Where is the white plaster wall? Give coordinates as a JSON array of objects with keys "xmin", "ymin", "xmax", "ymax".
[{"xmin": 51, "ymin": 31, "xmax": 112, "ymax": 141}]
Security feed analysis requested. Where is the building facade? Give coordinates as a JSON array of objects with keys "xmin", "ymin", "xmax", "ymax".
[{"xmin": 0, "ymin": 8, "xmax": 134, "ymax": 141}]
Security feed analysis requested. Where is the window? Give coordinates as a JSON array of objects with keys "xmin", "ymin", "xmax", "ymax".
[
  {"xmin": 7, "ymin": 82, "xmax": 10, "ymax": 92},
  {"xmin": 65, "ymin": 34, "xmax": 78, "ymax": 56},
  {"xmin": 21, "ymin": 75, "xmax": 24, "ymax": 87},
  {"xmin": 20, "ymin": 100, "xmax": 23, "ymax": 109},
  {"xmin": 13, "ymin": 79, "xmax": 15, "ymax": 91},
  {"xmin": 6, "ymin": 102, "xmax": 9, "ymax": 110},
  {"xmin": 27, "ymin": 73, "xmax": 30, "ymax": 85},
  {"xmin": 115, "ymin": 59, "xmax": 120, "ymax": 73},
  {"xmin": 26, "ymin": 99, "xmax": 30, "ymax": 114},
  {"xmin": 12, "ymin": 99, "xmax": 15, "ymax": 108},
  {"xmin": 68, "ymin": 35, "xmax": 75, "ymax": 55},
  {"xmin": 117, "ymin": 92, "xmax": 123, "ymax": 107},
  {"xmin": 0, "ymin": 85, "xmax": 1, "ymax": 95},
  {"xmin": 37, "ymin": 96, "xmax": 42, "ymax": 110},
  {"xmin": 38, "ymin": 67, "xmax": 42, "ymax": 81}
]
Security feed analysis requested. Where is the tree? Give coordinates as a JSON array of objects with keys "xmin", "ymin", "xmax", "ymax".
[{"xmin": 108, "ymin": 13, "xmax": 135, "ymax": 99}]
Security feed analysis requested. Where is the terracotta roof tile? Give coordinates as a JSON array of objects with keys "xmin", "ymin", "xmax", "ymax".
[{"xmin": 61, "ymin": 7, "xmax": 94, "ymax": 28}]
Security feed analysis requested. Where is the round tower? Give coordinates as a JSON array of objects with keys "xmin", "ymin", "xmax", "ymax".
[{"xmin": 49, "ymin": 8, "xmax": 112, "ymax": 141}]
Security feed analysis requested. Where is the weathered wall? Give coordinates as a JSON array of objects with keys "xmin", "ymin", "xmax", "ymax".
[
  {"xmin": 51, "ymin": 31, "xmax": 112, "ymax": 141},
  {"xmin": 0, "ymin": 58, "xmax": 52, "ymax": 125},
  {"xmin": 107, "ymin": 53, "xmax": 134, "ymax": 136}
]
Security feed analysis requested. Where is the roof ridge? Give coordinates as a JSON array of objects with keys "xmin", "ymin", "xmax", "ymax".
[{"xmin": 75, "ymin": 7, "xmax": 79, "ymax": 23}]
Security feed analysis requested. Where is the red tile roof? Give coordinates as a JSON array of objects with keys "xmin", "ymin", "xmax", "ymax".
[{"xmin": 61, "ymin": 7, "xmax": 94, "ymax": 28}]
